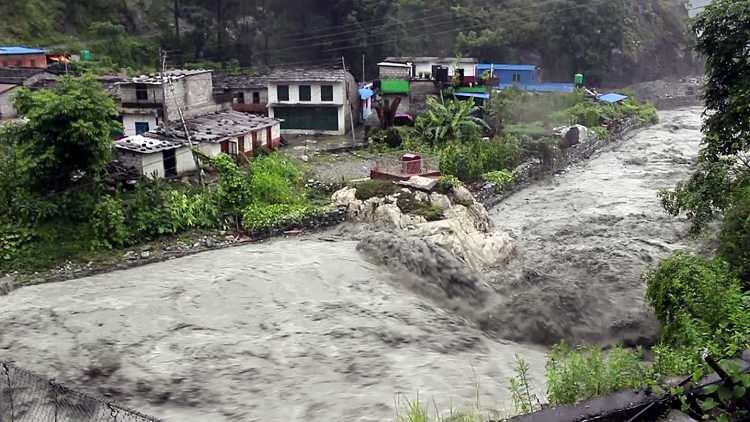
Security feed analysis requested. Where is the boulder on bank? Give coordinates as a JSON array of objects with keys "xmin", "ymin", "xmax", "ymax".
[{"xmin": 332, "ymin": 183, "xmax": 514, "ymax": 269}]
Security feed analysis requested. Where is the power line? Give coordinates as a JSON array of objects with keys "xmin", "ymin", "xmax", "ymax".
[{"xmin": 251, "ymin": 0, "xmax": 609, "ymax": 61}]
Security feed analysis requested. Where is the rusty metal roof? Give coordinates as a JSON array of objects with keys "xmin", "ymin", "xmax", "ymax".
[{"xmin": 121, "ymin": 69, "xmax": 212, "ymax": 85}]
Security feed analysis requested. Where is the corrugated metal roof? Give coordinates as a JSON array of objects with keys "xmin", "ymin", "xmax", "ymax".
[
  {"xmin": 497, "ymin": 83, "xmax": 575, "ymax": 93},
  {"xmin": 152, "ymin": 111, "xmax": 280, "ymax": 143},
  {"xmin": 0, "ymin": 83, "xmax": 19, "ymax": 95},
  {"xmin": 599, "ymin": 93, "xmax": 628, "ymax": 104},
  {"xmin": 477, "ymin": 64, "xmax": 537, "ymax": 72},
  {"xmin": 0, "ymin": 47, "xmax": 46, "ymax": 55}
]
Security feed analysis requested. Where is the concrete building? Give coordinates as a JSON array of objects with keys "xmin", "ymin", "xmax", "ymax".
[
  {"xmin": 266, "ymin": 67, "xmax": 358, "ymax": 135},
  {"xmin": 213, "ymin": 73, "xmax": 269, "ymax": 114},
  {"xmin": 115, "ymin": 112, "xmax": 282, "ymax": 178},
  {"xmin": 0, "ymin": 47, "xmax": 47, "ymax": 69},
  {"xmin": 476, "ymin": 64, "xmax": 575, "ymax": 93},
  {"xmin": 377, "ymin": 62, "xmax": 412, "ymax": 80},
  {"xmin": 116, "ymin": 69, "xmax": 230, "ymax": 136},
  {"xmin": 0, "ymin": 68, "xmax": 58, "ymax": 120},
  {"xmin": 114, "ymin": 135, "xmax": 195, "ymax": 179},
  {"xmin": 0, "ymin": 84, "xmax": 21, "ymax": 119},
  {"xmin": 383, "ymin": 57, "xmax": 478, "ymax": 82}
]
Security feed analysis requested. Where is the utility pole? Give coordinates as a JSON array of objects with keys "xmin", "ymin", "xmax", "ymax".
[
  {"xmin": 343, "ymin": 56, "xmax": 356, "ymax": 144},
  {"xmin": 362, "ymin": 54, "xmax": 366, "ymax": 82}
]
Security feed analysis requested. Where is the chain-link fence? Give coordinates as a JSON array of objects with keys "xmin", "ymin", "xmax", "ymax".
[{"xmin": 0, "ymin": 361, "xmax": 163, "ymax": 422}]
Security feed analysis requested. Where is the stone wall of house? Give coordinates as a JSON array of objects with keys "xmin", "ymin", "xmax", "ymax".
[{"xmin": 409, "ymin": 80, "xmax": 440, "ymax": 115}]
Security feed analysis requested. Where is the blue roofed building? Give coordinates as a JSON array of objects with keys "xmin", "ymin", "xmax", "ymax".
[
  {"xmin": 477, "ymin": 63, "xmax": 575, "ymax": 93},
  {"xmin": 0, "ymin": 46, "xmax": 47, "ymax": 69}
]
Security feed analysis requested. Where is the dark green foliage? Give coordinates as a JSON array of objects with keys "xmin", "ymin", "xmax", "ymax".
[
  {"xmin": 414, "ymin": 97, "xmax": 489, "ymax": 147},
  {"xmin": 644, "ymin": 254, "xmax": 750, "ymax": 364},
  {"xmin": 242, "ymin": 203, "xmax": 327, "ymax": 232},
  {"xmin": 439, "ymin": 137, "xmax": 524, "ymax": 183},
  {"xmin": 659, "ymin": 160, "xmax": 733, "ymax": 232},
  {"xmin": 719, "ymin": 183, "xmax": 750, "ymax": 285},
  {"xmin": 415, "ymin": 205, "xmax": 444, "ymax": 222},
  {"xmin": 353, "ymin": 180, "xmax": 401, "ymax": 201},
  {"xmin": 370, "ymin": 127, "xmax": 403, "ymax": 148},
  {"xmin": 12, "ymin": 77, "xmax": 121, "ymax": 191}
]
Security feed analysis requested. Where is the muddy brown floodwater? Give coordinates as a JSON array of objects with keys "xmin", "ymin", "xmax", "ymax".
[{"xmin": 0, "ymin": 108, "xmax": 703, "ymax": 421}]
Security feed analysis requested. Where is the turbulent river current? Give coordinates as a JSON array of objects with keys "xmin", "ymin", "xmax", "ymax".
[{"xmin": 0, "ymin": 108, "xmax": 704, "ymax": 421}]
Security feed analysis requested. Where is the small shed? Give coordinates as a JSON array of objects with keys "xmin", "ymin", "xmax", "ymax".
[
  {"xmin": 114, "ymin": 135, "xmax": 195, "ymax": 179},
  {"xmin": 477, "ymin": 64, "xmax": 538, "ymax": 85}
]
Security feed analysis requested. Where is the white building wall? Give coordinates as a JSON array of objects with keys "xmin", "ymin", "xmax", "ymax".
[
  {"xmin": 122, "ymin": 113, "xmax": 158, "ymax": 136},
  {"xmin": 141, "ymin": 152, "xmax": 166, "ymax": 179},
  {"xmin": 198, "ymin": 142, "xmax": 222, "ymax": 159},
  {"xmin": 0, "ymin": 89, "xmax": 18, "ymax": 120},
  {"xmin": 414, "ymin": 62, "xmax": 476, "ymax": 78},
  {"xmin": 175, "ymin": 146, "xmax": 198, "ymax": 174},
  {"xmin": 271, "ymin": 124, "xmax": 280, "ymax": 140},
  {"xmin": 268, "ymin": 81, "xmax": 345, "ymax": 105}
]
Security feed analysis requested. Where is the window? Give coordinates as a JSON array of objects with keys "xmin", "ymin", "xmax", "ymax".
[
  {"xmin": 236, "ymin": 92, "xmax": 245, "ymax": 104},
  {"xmin": 321, "ymin": 85, "xmax": 334, "ymax": 102},
  {"xmin": 299, "ymin": 85, "xmax": 311, "ymax": 101},
  {"xmin": 135, "ymin": 84, "xmax": 148, "ymax": 101},
  {"xmin": 229, "ymin": 141, "xmax": 239, "ymax": 157},
  {"xmin": 134, "ymin": 122, "xmax": 150, "ymax": 135},
  {"xmin": 253, "ymin": 92, "xmax": 261, "ymax": 104},
  {"xmin": 512, "ymin": 73, "xmax": 521, "ymax": 83},
  {"xmin": 277, "ymin": 85, "xmax": 289, "ymax": 101}
]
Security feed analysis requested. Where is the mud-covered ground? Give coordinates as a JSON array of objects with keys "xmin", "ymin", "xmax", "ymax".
[{"xmin": 0, "ymin": 108, "xmax": 704, "ymax": 421}]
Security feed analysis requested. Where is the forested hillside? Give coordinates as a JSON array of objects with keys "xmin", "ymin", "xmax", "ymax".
[{"xmin": 0, "ymin": 0, "xmax": 701, "ymax": 84}]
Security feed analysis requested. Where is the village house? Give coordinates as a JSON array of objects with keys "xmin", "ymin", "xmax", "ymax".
[
  {"xmin": 0, "ymin": 47, "xmax": 48, "ymax": 69},
  {"xmin": 380, "ymin": 57, "xmax": 478, "ymax": 83},
  {"xmin": 114, "ymin": 111, "xmax": 282, "ymax": 179},
  {"xmin": 116, "ymin": 69, "xmax": 230, "ymax": 136},
  {"xmin": 266, "ymin": 67, "xmax": 358, "ymax": 135},
  {"xmin": 476, "ymin": 64, "xmax": 575, "ymax": 93},
  {"xmin": 0, "ymin": 68, "xmax": 59, "ymax": 120},
  {"xmin": 213, "ymin": 73, "xmax": 269, "ymax": 115}
]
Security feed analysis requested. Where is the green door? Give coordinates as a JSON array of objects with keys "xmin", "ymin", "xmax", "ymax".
[{"xmin": 275, "ymin": 106, "xmax": 339, "ymax": 131}]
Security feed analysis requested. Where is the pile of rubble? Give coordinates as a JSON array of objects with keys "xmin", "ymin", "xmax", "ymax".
[{"xmin": 331, "ymin": 177, "xmax": 515, "ymax": 269}]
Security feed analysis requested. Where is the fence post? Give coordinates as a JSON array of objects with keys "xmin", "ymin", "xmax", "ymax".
[{"xmin": 2, "ymin": 363, "xmax": 14, "ymax": 422}]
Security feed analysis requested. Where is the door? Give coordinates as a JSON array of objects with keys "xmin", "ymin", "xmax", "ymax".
[
  {"xmin": 163, "ymin": 149, "xmax": 177, "ymax": 177},
  {"xmin": 220, "ymin": 141, "xmax": 229, "ymax": 154},
  {"xmin": 135, "ymin": 121, "xmax": 150, "ymax": 135},
  {"xmin": 238, "ymin": 136, "xmax": 245, "ymax": 156},
  {"xmin": 266, "ymin": 127, "xmax": 273, "ymax": 148},
  {"xmin": 274, "ymin": 106, "xmax": 339, "ymax": 131},
  {"xmin": 251, "ymin": 132, "xmax": 258, "ymax": 152}
]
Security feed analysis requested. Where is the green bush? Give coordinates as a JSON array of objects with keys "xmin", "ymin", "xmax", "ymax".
[
  {"xmin": 354, "ymin": 180, "xmax": 401, "ymax": 200},
  {"xmin": 434, "ymin": 175, "xmax": 463, "ymax": 194},
  {"xmin": 0, "ymin": 224, "xmax": 34, "ymax": 262},
  {"xmin": 369, "ymin": 127, "xmax": 403, "ymax": 148},
  {"xmin": 242, "ymin": 203, "xmax": 326, "ymax": 232},
  {"xmin": 719, "ymin": 184, "xmax": 750, "ymax": 285},
  {"xmin": 483, "ymin": 170, "xmax": 514, "ymax": 190},
  {"xmin": 545, "ymin": 344, "xmax": 653, "ymax": 406},
  {"xmin": 92, "ymin": 195, "xmax": 129, "ymax": 248},
  {"xmin": 440, "ymin": 137, "xmax": 524, "ymax": 183},
  {"xmin": 644, "ymin": 253, "xmax": 750, "ymax": 363},
  {"xmin": 249, "ymin": 152, "xmax": 306, "ymax": 205}
]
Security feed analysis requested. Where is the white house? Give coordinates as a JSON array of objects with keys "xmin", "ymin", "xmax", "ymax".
[
  {"xmin": 383, "ymin": 57, "xmax": 479, "ymax": 82},
  {"xmin": 266, "ymin": 67, "xmax": 358, "ymax": 135},
  {"xmin": 117, "ymin": 69, "xmax": 230, "ymax": 137},
  {"xmin": 114, "ymin": 135, "xmax": 195, "ymax": 179},
  {"xmin": 114, "ymin": 112, "xmax": 282, "ymax": 178}
]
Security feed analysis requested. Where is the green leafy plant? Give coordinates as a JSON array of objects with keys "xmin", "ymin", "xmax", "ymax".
[
  {"xmin": 415, "ymin": 97, "xmax": 489, "ymax": 147},
  {"xmin": 545, "ymin": 344, "xmax": 653, "ymax": 406},
  {"xmin": 353, "ymin": 180, "xmax": 401, "ymax": 201},
  {"xmin": 509, "ymin": 354, "xmax": 538, "ymax": 415},
  {"xmin": 482, "ymin": 170, "xmax": 514, "ymax": 190},
  {"xmin": 415, "ymin": 205, "xmax": 445, "ymax": 222},
  {"xmin": 242, "ymin": 203, "xmax": 326, "ymax": 232},
  {"xmin": 91, "ymin": 195, "xmax": 130, "ymax": 248}
]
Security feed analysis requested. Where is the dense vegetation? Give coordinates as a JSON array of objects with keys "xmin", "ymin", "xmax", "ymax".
[
  {"xmin": 1, "ymin": 0, "xmax": 699, "ymax": 83},
  {"xmin": 375, "ymin": 90, "xmax": 657, "ymax": 184},
  {"xmin": 0, "ymin": 78, "xmax": 324, "ymax": 272}
]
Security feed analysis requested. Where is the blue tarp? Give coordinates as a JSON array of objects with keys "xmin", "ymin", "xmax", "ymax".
[
  {"xmin": 599, "ymin": 93, "xmax": 628, "ymax": 104},
  {"xmin": 454, "ymin": 92, "xmax": 490, "ymax": 99},
  {"xmin": 0, "ymin": 46, "xmax": 46, "ymax": 55},
  {"xmin": 358, "ymin": 88, "xmax": 374, "ymax": 100},
  {"xmin": 497, "ymin": 83, "xmax": 575, "ymax": 93}
]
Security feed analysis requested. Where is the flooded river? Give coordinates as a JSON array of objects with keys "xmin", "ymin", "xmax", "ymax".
[{"xmin": 0, "ymin": 108, "xmax": 703, "ymax": 421}]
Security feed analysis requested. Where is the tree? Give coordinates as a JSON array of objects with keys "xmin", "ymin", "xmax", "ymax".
[
  {"xmin": 12, "ymin": 76, "xmax": 121, "ymax": 191},
  {"xmin": 660, "ymin": 0, "xmax": 750, "ymax": 229}
]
